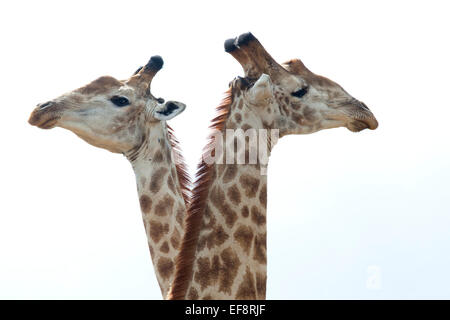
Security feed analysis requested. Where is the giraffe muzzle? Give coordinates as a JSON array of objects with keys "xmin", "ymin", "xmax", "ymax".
[
  {"xmin": 341, "ymin": 100, "xmax": 378, "ymax": 132},
  {"xmin": 28, "ymin": 101, "xmax": 61, "ymax": 129},
  {"xmin": 347, "ymin": 111, "xmax": 378, "ymax": 132}
]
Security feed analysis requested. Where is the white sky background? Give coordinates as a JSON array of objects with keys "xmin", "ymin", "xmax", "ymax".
[{"xmin": 0, "ymin": 0, "xmax": 449, "ymax": 299}]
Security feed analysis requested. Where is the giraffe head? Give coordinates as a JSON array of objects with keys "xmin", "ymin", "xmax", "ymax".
[
  {"xmin": 28, "ymin": 56, "xmax": 186, "ymax": 154},
  {"xmin": 224, "ymin": 33, "xmax": 378, "ymax": 136}
]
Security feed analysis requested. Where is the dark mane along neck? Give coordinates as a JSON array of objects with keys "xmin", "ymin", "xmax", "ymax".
[
  {"xmin": 167, "ymin": 124, "xmax": 192, "ymax": 208},
  {"xmin": 168, "ymin": 88, "xmax": 233, "ymax": 300}
]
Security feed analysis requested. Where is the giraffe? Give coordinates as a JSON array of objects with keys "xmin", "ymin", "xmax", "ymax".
[
  {"xmin": 28, "ymin": 56, "xmax": 190, "ymax": 298},
  {"xmin": 168, "ymin": 33, "xmax": 378, "ymax": 300}
]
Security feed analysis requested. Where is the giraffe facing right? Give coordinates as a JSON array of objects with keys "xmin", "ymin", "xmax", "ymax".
[{"xmin": 168, "ymin": 33, "xmax": 378, "ymax": 299}]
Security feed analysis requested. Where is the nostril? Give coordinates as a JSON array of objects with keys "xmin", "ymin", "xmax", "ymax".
[
  {"xmin": 38, "ymin": 101, "xmax": 53, "ymax": 110},
  {"xmin": 165, "ymin": 102, "xmax": 179, "ymax": 111},
  {"xmin": 359, "ymin": 102, "xmax": 370, "ymax": 111}
]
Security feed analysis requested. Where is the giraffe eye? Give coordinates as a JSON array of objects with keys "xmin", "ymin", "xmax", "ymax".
[
  {"xmin": 110, "ymin": 96, "xmax": 130, "ymax": 107},
  {"xmin": 291, "ymin": 87, "xmax": 308, "ymax": 98}
]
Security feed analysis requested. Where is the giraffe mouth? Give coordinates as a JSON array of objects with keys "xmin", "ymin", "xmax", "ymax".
[
  {"xmin": 28, "ymin": 109, "xmax": 61, "ymax": 129},
  {"xmin": 37, "ymin": 116, "xmax": 60, "ymax": 129},
  {"xmin": 347, "ymin": 115, "xmax": 379, "ymax": 132},
  {"xmin": 342, "ymin": 101, "xmax": 378, "ymax": 132}
]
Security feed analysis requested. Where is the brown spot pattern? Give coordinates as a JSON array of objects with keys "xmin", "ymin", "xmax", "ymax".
[
  {"xmin": 240, "ymin": 174, "xmax": 260, "ymax": 198},
  {"xmin": 219, "ymin": 248, "xmax": 240, "ymax": 295},
  {"xmin": 210, "ymin": 186, "xmax": 238, "ymax": 228},
  {"xmin": 291, "ymin": 112, "xmax": 303, "ymax": 124},
  {"xmin": 256, "ymin": 272, "xmax": 267, "ymax": 299},
  {"xmin": 241, "ymin": 206, "xmax": 249, "ymax": 218},
  {"xmin": 149, "ymin": 167, "xmax": 168, "ymax": 193},
  {"xmin": 197, "ymin": 235, "xmax": 208, "ymax": 251},
  {"xmin": 149, "ymin": 244, "xmax": 154, "ymax": 257},
  {"xmin": 139, "ymin": 195, "xmax": 152, "ymax": 214},
  {"xmin": 281, "ymin": 104, "xmax": 290, "ymax": 116},
  {"xmin": 165, "ymin": 144, "xmax": 172, "ymax": 162},
  {"xmin": 216, "ymin": 165, "xmax": 226, "ymax": 179},
  {"xmin": 154, "ymin": 195, "xmax": 175, "ymax": 216},
  {"xmin": 259, "ymin": 184, "xmax": 267, "ymax": 206},
  {"xmin": 153, "ymin": 150, "xmax": 164, "ymax": 163},
  {"xmin": 251, "ymin": 206, "xmax": 266, "ymax": 226},
  {"xmin": 128, "ymin": 124, "xmax": 136, "ymax": 135},
  {"xmin": 222, "ymin": 165, "xmax": 238, "ymax": 183},
  {"xmin": 236, "ymin": 267, "xmax": 257, "ymax": 300},
  {"xmin": 163, "ymin": 223, "xmax": 170, "ymax": 234},
  {"xmin": 227, "ymin": 185, "xmax": 241, "ymax": 205},
  {"xmin": 199, "ymin": 225, "xmax": 229, "ymax": 251},
  {"xmin": 76, "ymin": 76, "xmax": 121, "ymax": 95},
  {"xmin": 157, "ymin": 257, "xmax": 174, "ymax": 280},
  {"xmin": 176, "ymin": 206, "xmax": 184, "ymax": 226},
  {"xmin": 291, "ymin": 102, "xmax": 302, "ymax": 110},
  {"xmin": 160, "ymin": 241, "xmax": 169, "ymax": 253},
  {"xmin": 253, "ymin": 233, "xmax": 267, "ymax": 264},
  {"xmin": 303, "ymin": 106, "xmax": 317, "ymax": 121},
  {"xmin": 210, "ymin": 185, "xmax": 226, "ymax": 208},
  {"xmin": 194, "ymin": 255, "xmax": 220, "ymax": 290},
  {"xmin": 149, "ymin": 220, "xmax": 164, "ymax": 244},
  {"xmin": 221, "ymin": 203, "xmax": 238, "ymax": 228},
  {"xmin": 202, "ymin": 205, "xmax": 216, "ymax": 229},
  {"xmin": 262, "ymin": 121, "xmax": 272, "ymax": 130},
  {"xmin": 233, "ymin": 225, "xmax": 254, "ymax": 254},
  {"xmin": 188, "ymin": 287, "xmax": 199, "ymax": 300},
  {"xmin": 167, "ymin": 175, "xmax": 176, "ymax": 194},
  {"xmin": 171, "ymin": 228, "xmax": 181, "ymax": 250}
]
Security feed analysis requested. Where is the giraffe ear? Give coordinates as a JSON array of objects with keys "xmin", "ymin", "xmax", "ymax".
[
  {"xmin": 247, "ymin": 73, "xmax": 274, "ymax": 104},
  {"xmin": 152, "ymin": 101, "xmax": 186, "ymax": 121}
]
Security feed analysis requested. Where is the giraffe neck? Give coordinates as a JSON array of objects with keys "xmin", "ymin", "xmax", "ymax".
[
  {"xmin": 127, "ymin": 122, "xmax": 186, "ymax": 298},
  {"xmin": 173, "ymin": 91, "xmax": 272, "ymax": 299}
]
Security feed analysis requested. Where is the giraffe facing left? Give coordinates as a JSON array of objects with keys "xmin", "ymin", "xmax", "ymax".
[{"xmin": 28, "ymin": 56, "xmax": 190, "ymax": 298}]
